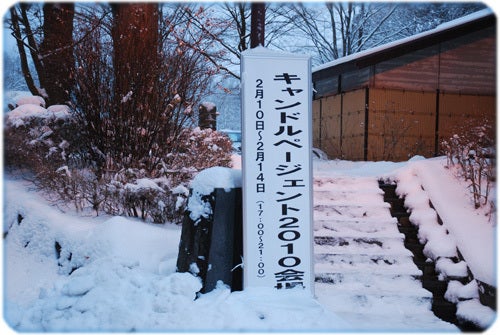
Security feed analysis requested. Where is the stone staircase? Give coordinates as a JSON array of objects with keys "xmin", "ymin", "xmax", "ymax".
[{"xmin": 313, "ymin": 177, "xmax": 457, "ymax": 331}]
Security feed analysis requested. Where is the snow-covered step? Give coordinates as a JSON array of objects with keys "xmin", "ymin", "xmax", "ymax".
[
  {"xmin": 314, "ymin": 235, "xmax": 403, "ymax": 245},
  {"xmin": 314, "ymin": 177, "xmax": 383, "ymax": 190},
  {"xmin": 314, "ymin": 236, "xmax": 412, "ymax": 256},
  {"xmin": 315, "ymin": 270, "xmax": 422, "ymax": 286},
  {"xmin": 314, "ymin": 204, "xmax": 392, "ymax": 220},
  {"xmin": 315, "ymin": 216, "xmax": 398, "ymax": 226},
  {"xmin": 316, "ymin": 283, "xmax": 433, "ymax": 310},
  {"xmin": 315, "ymin": 253, "xmax": 421, "ymax": 276},
  {"xmin": 315, "ymin": 282, "xmax": 455, "ymax": 331},
  {"xmin": 315, "ymin": 282, "xmax": 434, "ymax": 314},
  {"xmin": 315, "ymin": 223, "xmax": 403, "ymax": 239},
  {"xmin": 313, "ymin": 190, "xmax": 386, "ymax": 205},
  {"xmin": 315, "ymin": 252, "xmax": 415, "ymax": 265},
  {"xmin": 315, "ymin": 274, "xmax": 432, "ymax": 298}
]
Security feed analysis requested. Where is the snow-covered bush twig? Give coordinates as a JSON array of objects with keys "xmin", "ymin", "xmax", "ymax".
[{"xmin": 441, "ymin": 116, "xmax": 495, "ymax": 210}]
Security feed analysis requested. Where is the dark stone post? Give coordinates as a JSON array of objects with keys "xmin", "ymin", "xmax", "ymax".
[
  {"xmin": 176, "ymin": 192, "xmax": 215, "ymax": 283},
  {"xmin": 204, "ymin": 188, "xmax": 243, "ymax": 292},
  {"xmin": 176, "ymin": 187, "xmax": 243, "ymax": 293}
]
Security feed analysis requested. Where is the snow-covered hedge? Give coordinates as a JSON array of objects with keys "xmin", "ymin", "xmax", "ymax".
[
  {"xmin": 4, "ymin": 101, "xmax": 80, "ymax": 172},
  {"xmin": 4, "ymin": 99, "xmax": 234, "ymax": 224}
]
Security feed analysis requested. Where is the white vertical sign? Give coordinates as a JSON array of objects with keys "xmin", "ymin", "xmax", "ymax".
[{"xmin": 241, "ymin": 47, "xmax": 314, "ymax": 294}]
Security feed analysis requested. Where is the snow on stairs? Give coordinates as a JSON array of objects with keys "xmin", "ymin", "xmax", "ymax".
[
  {"xmin": 313, "ymin": 177, "xmax": 457, "ymax": 331},
  {"xmin": 379, "ymin": 183, "xmax": 457, "ymax": 321},
  {"xmin": 379, "ymin": 181, "xmax": 486, "ymax": 332}
]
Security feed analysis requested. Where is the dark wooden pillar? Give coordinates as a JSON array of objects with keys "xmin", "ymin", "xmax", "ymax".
[{"xmin": 250, "ymin": 3, "xmax": 265, "ymax": 48}]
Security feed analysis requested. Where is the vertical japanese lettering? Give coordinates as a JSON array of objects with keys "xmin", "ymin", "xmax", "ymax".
[
  {"xmin": 272, "ymin": 73, "xmax": 307, "ymax": 290},
  {"xmin": 254, "ymin": 78, "xmax": 266, "ymax": 276}
]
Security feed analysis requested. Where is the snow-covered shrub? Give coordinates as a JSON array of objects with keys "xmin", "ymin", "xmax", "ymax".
[
  {"xmin": 168, "ymin": 127, "xmax": 234, "ymax": 182},
  {"xmin": 4, "ymin": 103, "xmax": 81, "ymax": 174},
  {"xmin": 51, "ymin": 142, "xmax": 229, "ymax": 224},
  {"xmin": 4, "ymin": 106, "xmax": 233, "ymax": 224},
  {"xmin": 441, "ymin": 116, "xmax": 495, "ymax": 210},
  {"xmin": 108, "ymin": 127, "xmax": 233, "ymax": 223},
  {"xmin": 118, "ymin": 175, "xmax": 179, "ymax": 223}
]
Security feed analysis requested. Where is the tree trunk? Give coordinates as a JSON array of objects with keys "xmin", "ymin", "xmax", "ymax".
[
  {"xmin": 9, "ymin": 7, "xmax": 39, "ymax": 97},
  {"xmin": 250, "ymin": 3, "xmax": 265, "ymax": 48},
  {"xmin": 110, "ymin": 2, "xmax": 160, "ymax": 161},
  {"xmin": 39, "ymin": 3, "xmax": 75, "ymax": 105},
  {"xmin": 111, "ymin": 3, "xmax": 160, "ymax": 106}
]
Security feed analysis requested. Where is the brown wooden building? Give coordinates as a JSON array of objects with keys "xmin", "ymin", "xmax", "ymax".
[{"xmin": 312, "ymin": 9, "xmax": 496, "ymax": 161}]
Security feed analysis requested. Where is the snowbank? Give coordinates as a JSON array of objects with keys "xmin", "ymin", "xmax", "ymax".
[
  {"xmin": 3, "ymin": 175, "xmax": 347, "ymax": 332},
  {"xmin": 397, "ymin": 158, "xmax": 495, "ymax": 286},
  {"xmin": 2, "ymin": 156, "xmax": 495, "ymax": 332}
]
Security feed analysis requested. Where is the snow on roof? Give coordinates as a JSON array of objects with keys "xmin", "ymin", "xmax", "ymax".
[{"xmin": 313, "ymin": 8, "xmax": 495, "ymax": 73}]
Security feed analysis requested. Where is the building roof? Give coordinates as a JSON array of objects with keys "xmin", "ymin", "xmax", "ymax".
[{"xmin": 312, "ymin": 8, "xmax": 496, "ymax": 80}]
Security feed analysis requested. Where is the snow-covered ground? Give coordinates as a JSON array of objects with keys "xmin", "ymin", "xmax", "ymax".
[{"xmin": 1, "ymin": 155, "xmax": 497, "ymax": 332}]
